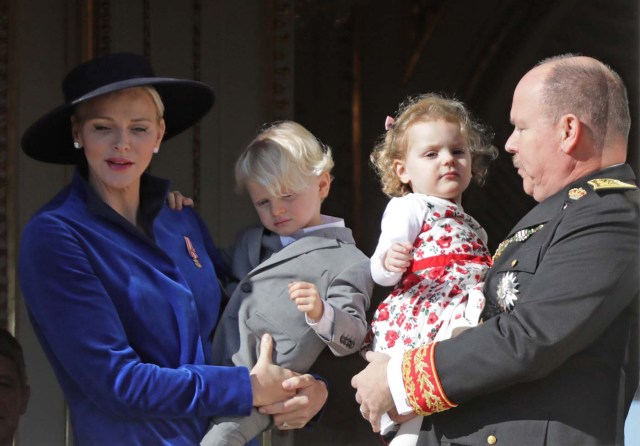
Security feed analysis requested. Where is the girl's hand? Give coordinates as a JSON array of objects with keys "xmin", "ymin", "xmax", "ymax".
[
  {"xmin": 383, "ymin": 242, "xmax": 413, "ymax": 273},
  {"xmin": 167, "ymin": 190, "xmax": 194, "ymax": 210},
  {"xmin": 289, "ymin": 281, "xmax": 324, "ymax": 322}
]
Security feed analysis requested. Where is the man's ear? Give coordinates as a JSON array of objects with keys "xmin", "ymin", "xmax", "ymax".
[{"xmin": 559, "ymin": 114, "xmax": 580, "ymax": 154}]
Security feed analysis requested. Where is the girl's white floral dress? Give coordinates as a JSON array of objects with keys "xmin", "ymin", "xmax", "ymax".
[{"xmin": 366, "ymin": 193, "xmax": 492, "ymax": 355}]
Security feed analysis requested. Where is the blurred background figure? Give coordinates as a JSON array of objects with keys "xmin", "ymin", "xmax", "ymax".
[{"xmin": 0, "ymin": 329, "xmax": 29, "ymax": 446}]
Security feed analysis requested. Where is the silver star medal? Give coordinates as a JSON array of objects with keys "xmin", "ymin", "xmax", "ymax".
[{"xmin": 497, "ymin": 272, "xmax": 519, "ymax": 312}]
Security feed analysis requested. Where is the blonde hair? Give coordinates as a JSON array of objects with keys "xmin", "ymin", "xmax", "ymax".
[
  {"xmin": 141, "ymin": 86, "xmax": 165, "ymax": 120},
  {"xmin": 74, "ymin": 86, "xmax": 165, "ymax": 121},
  {"xmin": 235, "ymin": 121, "xmax": 334, "ymax": 196},
  {"xmin": 371, "ymin": 93, "xmax": 498, "ymax": 197}
]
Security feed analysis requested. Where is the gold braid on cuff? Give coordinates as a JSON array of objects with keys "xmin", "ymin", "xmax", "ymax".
[{"xmin": 402, "ymin": 342, "xmax": 457, "ymax": 416}]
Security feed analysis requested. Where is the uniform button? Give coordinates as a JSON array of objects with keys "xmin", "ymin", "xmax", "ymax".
[
  {"xmin": 511, "ymin": 259, "xmax": 518, "ymax": 267},
  {"xmin": 487, "ymin": 434, "xmax": 497, "ymax": 445},
  {"xmin": 240, "ymin": 282, "xmax": 252, "ymax": 293}
]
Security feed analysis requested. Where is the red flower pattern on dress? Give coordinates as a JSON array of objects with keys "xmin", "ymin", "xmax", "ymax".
[
  {"xmin": 436, "ymin": 235, "xmax": 452, "ymax": 249},
  {"xmin": 385, "ymin": 330, "xmax": 399, "ymax": 347},
  {"xmin": 364, "ymin": 196, "xmax": 492, "ymax": 354},
  {"xmin": 427, "ymin": 267, "xmax": 445, "ymax": 281},
  {"xmin": 397, "ymin": 312, "xmax": 407, "ymax": 328},
  {"xmin": 448, "ymin": 284, "xmax": 462, "ymax": 297}
]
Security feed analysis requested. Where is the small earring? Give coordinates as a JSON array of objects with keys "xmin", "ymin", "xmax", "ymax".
[
  {"xmin": 73, "ymin": 141, "xmax": 82, "ymax": 149},
  {"xmin": 153, "ymin": 147, "xmax": 159, "ymax": 154}
]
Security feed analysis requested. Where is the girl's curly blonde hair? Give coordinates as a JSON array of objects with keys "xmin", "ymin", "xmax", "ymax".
[{"xmin": 370, "ymin": 93, "xmax": 498, "ymax": 197}]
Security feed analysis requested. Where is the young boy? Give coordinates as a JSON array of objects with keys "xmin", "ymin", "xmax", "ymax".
[{"xmin": 202, "ymin": 121, "xmax": 372, "ymax": 445}]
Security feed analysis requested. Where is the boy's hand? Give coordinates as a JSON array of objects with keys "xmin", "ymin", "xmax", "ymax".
[
  {"xmin": 167, "ymin": 190, "xmax": 194, "ymax": 210},
  {"xmin": 383, "ymin": 242, "xmax": 413, "ymax": 273},
  {"xmin": 288, "ymin": 281, "xmax": 324, "ymax": 322}
]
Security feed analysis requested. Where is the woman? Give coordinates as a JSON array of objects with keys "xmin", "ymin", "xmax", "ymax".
[{"xmin": 18, "ymin": 52, "xmax": 327, "ymax": 445}]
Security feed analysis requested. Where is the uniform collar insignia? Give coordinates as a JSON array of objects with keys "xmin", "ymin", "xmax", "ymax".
[
  {"xmin": 568, "ymin": 187, "xmax": 587, "ymax": 200},
  {"xmin": 587, "ymin": 178, "xmax": 637, "ymax": 191}
]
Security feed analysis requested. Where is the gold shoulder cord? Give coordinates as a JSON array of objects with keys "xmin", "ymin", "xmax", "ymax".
[{"xmin": 587, "ymin": 178, "xmax": 637, "ymax": 191}]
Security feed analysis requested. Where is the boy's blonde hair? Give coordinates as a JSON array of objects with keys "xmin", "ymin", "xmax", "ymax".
[
  {"xmin": 235, "ymin": 121, "xmax": 334, "ymax": 196},
  {"xmin": 371, "ymin": 93, "xmax": 498, "ymax": 197}
]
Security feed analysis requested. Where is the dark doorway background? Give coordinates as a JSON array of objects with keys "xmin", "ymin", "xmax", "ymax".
[{"xmin": 290, "ymin": 1, "xmax": 638, "ymax": 444}]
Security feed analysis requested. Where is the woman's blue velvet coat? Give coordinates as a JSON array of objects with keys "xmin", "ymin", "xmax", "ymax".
[{"xmin": 19, "ymin": 170, "xmax": 252, "ymax": 445}]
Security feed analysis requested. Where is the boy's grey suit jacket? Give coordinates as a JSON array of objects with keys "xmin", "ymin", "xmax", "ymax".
[{"xmin": 211, "ymin": 225, "xmax": 372, "ymax": 373}]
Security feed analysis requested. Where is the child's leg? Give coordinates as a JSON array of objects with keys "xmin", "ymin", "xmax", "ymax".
[
  {"xmin": 200, "ymin": 408, "xmax": 272, "ymax": 446},
  {"xmin": 389, "ymin": 415, "xmax": 422, "ymax": 446}
]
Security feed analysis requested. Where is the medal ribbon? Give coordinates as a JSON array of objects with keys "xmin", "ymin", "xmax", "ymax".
[
  {"xmin": 183, "ymin": 236, "xmax": 202, "ymax": 268},
  {"xmin": 492, "ymin": 224, "xmax": 544, "ymax": 262}
]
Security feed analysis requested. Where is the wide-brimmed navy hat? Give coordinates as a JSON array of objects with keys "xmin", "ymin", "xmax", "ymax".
[{"xmin": 21, "ymin": 52, "xmax": 215, "ymax": 164}]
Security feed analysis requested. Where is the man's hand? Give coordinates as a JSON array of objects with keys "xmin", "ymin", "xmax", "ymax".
[
  {"xmin": 289, "ymin": 282, "xmax": 324, "ymax": 322},
  {"xmin": 258, "ymin": 374, "xmax": 328, "ymax": 430},
  {"xmin": 250, "ymin": 334, "xmax": 297, "ymax": 407},
  {"xmin": 167, "ymin": 190, "xmax": 194, "ymax": 210},
  {"xmin": 351, "ymin": 351, "xmax": 394, "ymax": 432},
  {"xmin": 383, "ymin": 242, "xmax": 413, "ymax": 273}
]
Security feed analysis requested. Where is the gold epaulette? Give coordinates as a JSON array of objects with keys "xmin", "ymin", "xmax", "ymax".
[{"xmin": 587, "ymin": 178, "xmax": 637, "ymax": 191}]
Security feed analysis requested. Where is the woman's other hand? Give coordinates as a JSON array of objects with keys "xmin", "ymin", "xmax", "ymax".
[{"xmin": 258, "ymin": 374, "xmax": 328, "ymax": 430}]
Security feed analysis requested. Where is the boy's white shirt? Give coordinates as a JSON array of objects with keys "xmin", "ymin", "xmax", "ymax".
[{"xmin": 279, "ymin": 215, "xmax": 344, "ymax": 339}]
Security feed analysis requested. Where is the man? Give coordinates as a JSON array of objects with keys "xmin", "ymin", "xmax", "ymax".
[
  {"xmin": 352, "ymin": 54, "xmax": 639, "ymax": 446},
  {"xmin": 0, "ymin": 329, "xmax": 30, "ymax": 446}
]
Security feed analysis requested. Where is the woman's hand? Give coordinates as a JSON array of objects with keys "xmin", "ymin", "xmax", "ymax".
[
  {"xmin": 250, "ymin": 334, "xmax": 297, "ymax": 407},
  {"xmin": 383, "ymin": 242, "xmax": 413, "ymax": 273},
  {"xmin": 289, "ymin": 281, "xmax": 324, "ymax": 322},
  {"xmin": 167, "ymin": 190, "xmax": 194, "ymax": 210},
  {"xmin": 258, "ymin": 374, "xmax": 328, "ymax": 430}
]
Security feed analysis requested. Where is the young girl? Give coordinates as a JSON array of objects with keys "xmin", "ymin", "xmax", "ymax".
[
  {"xmin": 364, "ymin": 94, "xmax": 498, "ymax": 445},
  {"xmin": 202, "ymin": 121, "xmax": 372, "ymax": 446}
]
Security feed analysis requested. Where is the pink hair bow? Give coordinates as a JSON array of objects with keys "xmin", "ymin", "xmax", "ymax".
[{"xmin": 384, "ymin": 116, "xmax": 396, "ymax": 130}]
